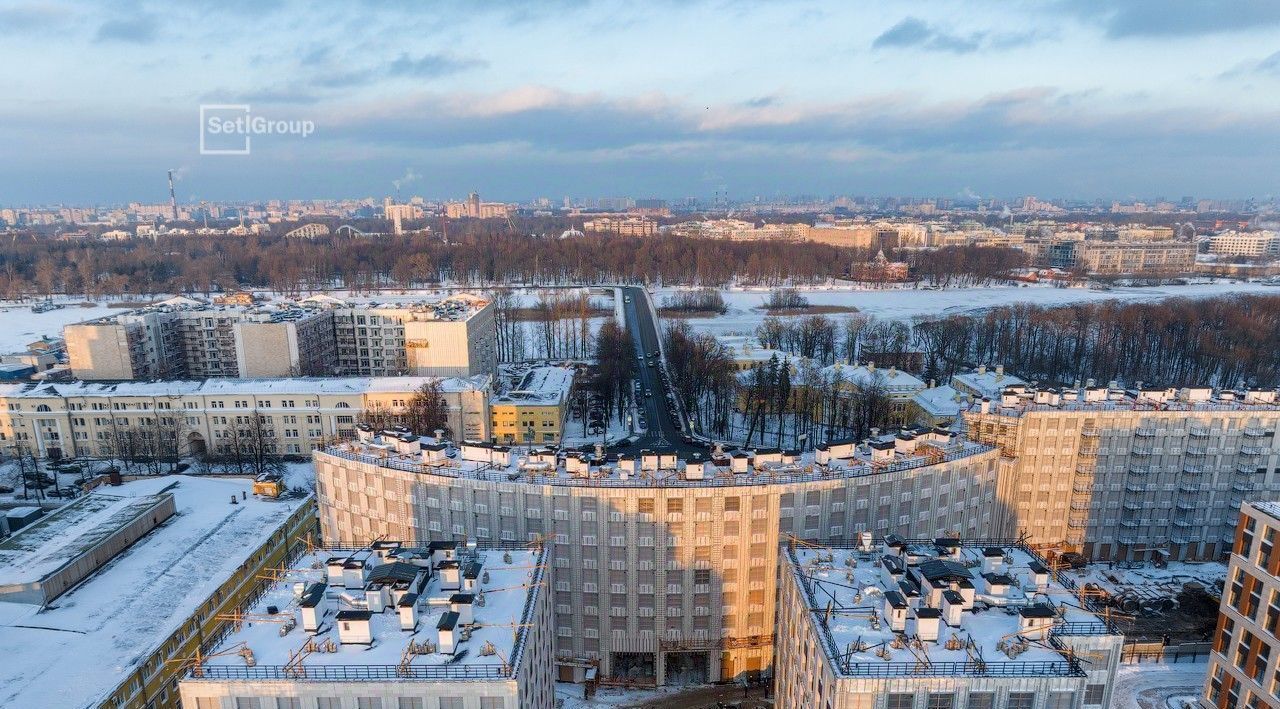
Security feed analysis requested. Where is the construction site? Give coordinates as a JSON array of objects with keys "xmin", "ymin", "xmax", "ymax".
[
  {"xmin": 775, "ymin": 536, "xmax": 1126, "ymax": 709},
  {"xmin": 178, "ymin": 541, "xmax": 555, "ymax": 709}
]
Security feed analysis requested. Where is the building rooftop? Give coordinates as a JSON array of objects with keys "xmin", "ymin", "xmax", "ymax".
[
  {"xmin": 0, "ymin": 489, "xmax": 171, "ymax": 589},
  {"xmin": 787, "ymin": 540, "xmax": 1116, "ymax": 678},
  {"xmin": 0, "ymin": 374, "xmax": 491, "ymax": 400},
  {"xmin": 820, "ymin": 363, "xmax": 926, "ymax": 393},
  {"xmin": 951, "ymin": 367, "xmax": 1027, "ymax": 399},
  {"xmin": 493, "ymin": 365, "xmax": 574, "ymax": 405},
  {"xmin": 0, "ymin": 476, "xmax": 309, "ymax": 708},
  {"xmin": 911, "ymin": 385, "xmax": 965, "ymax": 418},
  {"xmin": 327, "ymin": 426, "xmax": 992, "ymax": 489},
  {"xmin": 966, "ymin": 383, "xmax": 1280, "ymax": 417},
  {"xmin": 191, "ymin": 544, "xmax": 545, "ymax": 682}
]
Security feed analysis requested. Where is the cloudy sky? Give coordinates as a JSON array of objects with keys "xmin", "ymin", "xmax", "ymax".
[{"xmin": 2, "ymin": 0, "xmax": 1279, "ymax": 204}]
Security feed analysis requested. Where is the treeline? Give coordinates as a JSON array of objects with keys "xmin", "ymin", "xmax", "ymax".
[
  {"xmin": 749, "ymin": 295, "xmax": 1280, "ymax": 389},
  {"xmin": 0, "ymin": 232, "xmax": 1024, "ymax": 297},
  {"xmin": 660, "ymin": 288, "xmax": 728, "ymax": 314},
  {"xmin": 661, "ymin": 321, "xmax": 896, "ymax": 447}
]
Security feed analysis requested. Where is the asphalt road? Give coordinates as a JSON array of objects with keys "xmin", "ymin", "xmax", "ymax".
[{"xmin": 619, "ymin": 286, "xmax": 709, "ymax": 458}]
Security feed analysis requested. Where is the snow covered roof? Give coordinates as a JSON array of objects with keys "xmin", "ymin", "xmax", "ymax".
[
  {"xmin": 0, "ymin": 489, "xmax": 172, "ymax": 589},
  {"xmin": 912, "ymin": 385, "xmax": 966, "ymax": 417},
  {"xmin": 951, "ymin": 368, "xmax": 1027, "ymax": 399},
  {"xmin": 787, "ymin": 541, "xmax": 1117, "ymax": 678},
  {"xmin": 820, "ymin": 363, "xmax": 926, "ymax": 392},
  {"xmin": 493, "ymin": 366, "xmax": 573, "ymax": 405},
  {"xmin": 0, "ymin": 476, "xmax": 309, "ymax": 708},
  {"xmin": 0, "ymin": 375, "xmax": 491, "ymax": 399},
  {"xmin": 195, "ymin": 546, "xmax": 545, "ymax": 681}
]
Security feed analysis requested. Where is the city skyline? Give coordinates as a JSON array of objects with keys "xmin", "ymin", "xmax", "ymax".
[{"xmin": 1, "ymin": 0, "xmax": 1279, "ymax": 203}]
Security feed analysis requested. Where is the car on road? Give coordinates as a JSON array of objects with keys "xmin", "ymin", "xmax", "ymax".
[
  {"xmin": 645, "ymin": 389, "xmax": 653, "ymax": 397},
  {"xmin": 624, "ymin": 296, "xmax": 631, "ymax": 303}
]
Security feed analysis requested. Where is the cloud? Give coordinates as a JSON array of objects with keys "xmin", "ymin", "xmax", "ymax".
[
  {"xmin": 387, "ymin": 52, "xmax": 487, "ymax": 78},
  {"xmin": 1058, "ymin": 0, "xmax": 1280, "ymax": 38},
  {"xmin": 871, "ymin": 17, "xmax": 1042, "ymax": 54},
  {"xmin": 0, "ymin": 3, "xmax": 73, "ymax": 33},
  {"xmin": 1220, "ymin": 50, "xmax": 1280, "ymax": 79},
  {"xmin": 95, "ymin": 14, "xmax": 158, "ymax": 43}
]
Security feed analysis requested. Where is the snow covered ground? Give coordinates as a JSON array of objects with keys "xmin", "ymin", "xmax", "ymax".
[
  {"xmin": 0, "ymin": 300, "xmax": 118, "ymax": 352},
  {"xmin": 655, "ymin": 281, "xmax": 1280, "ymax": 336},
  {"xmin": 1111, "ymin": 660, "xmax": 1207, "ymax": 709}
]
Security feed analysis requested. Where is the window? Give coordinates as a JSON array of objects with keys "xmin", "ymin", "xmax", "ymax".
[
  {"xmin": 1045, "ymin": 692, "xmax": 1075, "ymax": 709},
  {"xmin": 234, "ymin": 700, "xmax": 261, "ymax": 709},
  {"xmin": 966, "ymin": 694, "xmax": 994, "ymax": 709},
  {"xmin": 1084, "ymin": 684, "xmax": 1105, "ymax": 705},
  {"xmin": 926, "ymin": 694, "xmax": 954, "ymax": 709},
  {"xmin": 886, "ymin": 695, "xmax": 914, "ymax": 709},
  {"xmin": 1007, "ymin": 693, "xmax": 1036, "ymax": 709},
  {"xmin": 397, "ymin": 700, "xmax": 424, "ymax": 709},
  {"xmin": 276, "ymin": 700, "xmax": 301, "ymax": 709},
  {"xmin": 439, "ymin": 699, "xmax": 465, "ymax": 709},
  {"xmin": 356, "ymin": 699, "xmax": 382, "ymax": 709},
  {"xmin": 194, "ymin": 700, "xmax": 218, "ymax": 709},
  {"xmin": 479, "ymin": 699, "xmax": 505, "ymax": 709}
]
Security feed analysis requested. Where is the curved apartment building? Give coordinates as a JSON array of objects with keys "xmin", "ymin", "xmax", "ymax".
[{"xmin": 314, "ymin": 429, "xmax": 1003, "ymax": 685}]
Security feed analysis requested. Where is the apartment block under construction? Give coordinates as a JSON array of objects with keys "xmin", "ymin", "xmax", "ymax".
[
  {"xmin": 314, "ymin": 427, "xmax": 1005, "ymax": 685},
  {"xmin": 965, "ymin": 382, "xmax": 1280, "ymax": 561}
]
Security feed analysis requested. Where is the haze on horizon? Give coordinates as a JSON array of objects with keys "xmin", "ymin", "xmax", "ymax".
[{"xmin": 2, "ymin": 0, "xmax": 1279, "ymax": 204}]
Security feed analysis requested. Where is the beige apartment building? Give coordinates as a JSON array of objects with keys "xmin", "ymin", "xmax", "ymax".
[
  {"xmin": 65, "ymin": 293, "xmax": 496, "ymax": 381},
  {"xmin": 313, "ymin": 431, "xmax": 1005, "ymax": 685},
  {"xmin": 965, "ymin": 384, "xmax": 1280, "ymax": 562},
  {"xmin": 1208, "ymin": 230, "xmax": 1280, "ymax": 258},
  {"xmin": 0, "ymin": 375, "xmax": 491, "ymax": 460},
  {"xmin": 582, "ymin": 216, "xmax": 658, "ymax": 236},
  {"xmin": 445, "ymin": 191, "xmax": 513, "ymax": 219},
  {"xmin": 1072, "ymin": 240, "xmax": 1197, "ymax": 275},
  {"xmin": 1202, "ymin": 500, "xmax": 1280, "ymax": 708}
]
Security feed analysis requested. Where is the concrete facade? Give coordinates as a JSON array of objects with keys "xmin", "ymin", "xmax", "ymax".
[
  {"xmin": 964, "ymin": 385, "xmax": 1280, "ymax": 561},
  {"xmin": 313, "ymin": 441, "xmax": 1004, "ymax": 685}
]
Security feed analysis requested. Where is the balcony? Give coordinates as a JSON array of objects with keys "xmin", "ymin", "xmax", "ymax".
[
  {"xmin": 1077, "ymin": 447, "xmax": 1098, "ymax": 459},
  {"xmin": 1237, "ymin": 463, "xmax": 1261, "ymax": 474},
  {"xmin": 1135, "ymin": 427, "xmax": 1158, "ymax": 438},
  {"xmin": 1125, "ymin": 484, "xmax": 1147, "ymax": 494},
  {"xmin": 1175, "ymin": 500, "xmax": 1197, "ymax": 511},
  {"xmin": 1075, "ymin": 466, "xmax": 1095, "ymax": 479},
  {"xmin": 1240, "ymin": 446, "xmax": 1266, "ymax": 456},
  {"xmin": 1068, "ymin": 517, "xmax": 1087, "ymax": 529},
  {"xmin": 1132, "ymin": 446, "xmax": 1154, "ymax": 457},
  {"xmin": 1185, "ymin": 446, "xmax": 1209, "ymax": 456},
  {"xmin": 1179, "ymin": 483, "xmax": 1205, "ymax": 494},
  {"xmin": 1121, "ymin": 519, "xmax": 1142, "ymax": 529},
  {"xmin": 1123, "ymin": 501, "xmax": 1144, "ymax": 512},
  {"xmin": 1073, "ymin": 483, "xmax": 1094, "ymax": 494},
  {"xmin": 1129, "ymin": 465, "xmax": 1153, "ymax": 476},
  {"xmin": 1244, "ymin": 427, "xmax": 1268, "ymax": 438},
  {"xmin": 1189, "ymin": 427, "xmax": 1211, "ymax": 438},
  {"xmin": 1081, "ymin": 428, "xmax": 1100, "ymax": 438},
  {"xmin": 1071, "ymin": 501, "xmax": 1091, "ymax": 512},
  {"xmin": 1183, "ymin": 464, "xmax": 1208, "ymax": 474}
]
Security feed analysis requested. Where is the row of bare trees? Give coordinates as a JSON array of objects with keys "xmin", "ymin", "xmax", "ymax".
[{"xmin": 0, "ymin": 230, "xmax": 1027, "ymax": 298}]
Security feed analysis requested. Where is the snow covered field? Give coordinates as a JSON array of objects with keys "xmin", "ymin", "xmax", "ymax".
[
  {"xmin": 0, "ymin": 300, "xmax": 118, "ymax": 352},
  {"xmin": 655, "ymin": 281, "xmax": 1280, "ymax": 336}
]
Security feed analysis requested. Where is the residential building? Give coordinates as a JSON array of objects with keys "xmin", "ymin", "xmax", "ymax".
[
  {"xmin": 490, "ymin": 366, "xmax": 574, "ymax": 445},
  {"xmin": 0, "ymin": 475, "xmax": 315, "ymax": 709},
  {"xmin": 445, "ymin": 192, "xmax": 513, "ymax": 219},
  {"xmin": 964, "ymin": 383, "xmax": 1280, "ymax": 561},
  {"xmin": 314, "ymin": 428, "xmax": 1005, "ymax": 684},
  {"xmin": 775, "ymin": 539, "xmax": 1123, "ymax": 709},
  {"xmin": 65, "ymin": 293, "xmax": 496, "ymax": 381},
  {"xmin": 1202, "ymin": 500, "xmax": 1280, "ymax": 708},
  {"xmin": 1208, "ymin": 231, "xmax": 1280, "ymax": 259},
  {"xmin": 1069, "ymin": 240, "xmax": 1197, "ymax": 275},
  {"xmin": 582, "ymin": 215, "xmax": 658, "ymax": 236},
  {"xmin": 0, "ymin": 375, "xmax": 492, "ymax": 460},
  {"xmin": 178, "ymin": 543, "xmax": 554, "ymax": 709}
]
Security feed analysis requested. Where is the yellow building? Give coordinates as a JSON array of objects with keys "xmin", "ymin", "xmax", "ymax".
[{"xmin": 489, "ymin": 366, "xmax": 574, "ymax": 444}]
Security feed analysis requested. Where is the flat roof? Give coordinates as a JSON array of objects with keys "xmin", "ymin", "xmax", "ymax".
[
  {"xmin": 0, "ymin": 490, "xmax": 171, "ymax": 587},
  {"xmin": 0, "ymin": 374, "xmax": 490, "ymax": 399},
  {"xmin": 324, "ymin": 432, "xmax": 994, "ymax": 489},
  {"xmin": 197, "ymin": 546, "xmax": 544, "ymax": 680},
  {"xmin": 0, "ymin": 476, "xmax": 308, "ymax": 708},
  {"xmin": 788, "ymin": 541, "xmax": 1115, "ymax": 678}
]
